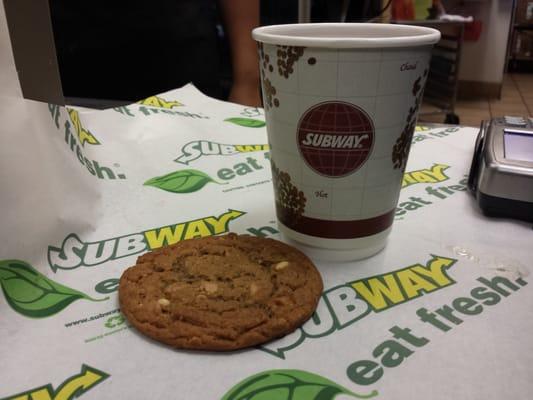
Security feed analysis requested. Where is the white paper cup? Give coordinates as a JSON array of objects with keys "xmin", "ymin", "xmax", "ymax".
[{"xmin": 252, "ymin": 23, "xmax": 440, "ymax": 261}]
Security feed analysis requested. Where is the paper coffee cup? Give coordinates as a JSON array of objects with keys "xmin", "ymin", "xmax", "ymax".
[{"xmin": 252, "ymin": 23, "xmax": 440, "ymax": 261}]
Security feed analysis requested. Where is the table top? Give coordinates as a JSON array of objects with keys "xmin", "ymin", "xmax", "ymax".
[{"xmin": 1, "ymin": 85, "xmax": 532, "ymax": 400}]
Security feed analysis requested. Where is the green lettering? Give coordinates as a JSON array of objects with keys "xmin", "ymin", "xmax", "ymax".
[
  {"xmin": 234, "ymin": 162, "xmax": 253, "ymax": 176},
  {"xmin": 346, "ymin": 360, "xmax": 384, "ymax": 386},
  {"xmin": 218, "ymin": 168, "xmax": 236, "ymax": 180},
  {"xmin": 95, "ymin": 279, "xmax": 119, "ymax": 294},
  {"xmin": 372, "ymin": 340, "xmax": 413, "ymax": 368},
  {"xmin": 452, "ymin": 297, "xmax": 483, "ymax": 315},
  {"xmin": 470, "ymin": 286, "xmax": 500, "ymax": 306}
]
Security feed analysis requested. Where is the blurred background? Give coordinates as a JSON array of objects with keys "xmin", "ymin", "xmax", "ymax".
[{"xmin": 4, "ymin": 0, "xmax": 532, "ymax": 126}]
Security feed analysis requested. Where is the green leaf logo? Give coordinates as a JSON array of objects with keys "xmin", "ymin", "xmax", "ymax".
[
  {"xmin": 144, "ymin": 169, "xmax": 224, "ymax": 194},
  {"xmin": 225, "ymin": 117, "xmax": 266, "ymax": 128},
  {"xmin": 0, "ymin": 260, "xmax": 108, "ymax": 318},
  {"xmin": 221, "ymin": 370, "xmax": 378, "ymax": 400}
]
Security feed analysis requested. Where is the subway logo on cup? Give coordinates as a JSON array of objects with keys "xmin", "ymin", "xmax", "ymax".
[{"xmin": 297, "ymin": 101, "xmax": 374, "ymax": 177}]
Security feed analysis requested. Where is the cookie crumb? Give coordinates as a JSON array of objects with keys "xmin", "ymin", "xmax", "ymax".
[
  {"xmin": 202, "ymin": 281, "xmax": 218, "ymax": 294},
  {"xmin": 274, "ymin": 261, "xmax": 289, "ymax": 271},
  {"xmin": 158, "ymin": 298, "xmax": 170, "ymax": 306},
  {"xmin": 250, "ymin": 282, "xmax": 259, "ymax": 296}
]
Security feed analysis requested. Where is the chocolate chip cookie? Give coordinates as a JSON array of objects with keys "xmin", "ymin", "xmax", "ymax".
[{"xmin": 118, "ymin": 233, "xmax": 323, "ymax": 351}]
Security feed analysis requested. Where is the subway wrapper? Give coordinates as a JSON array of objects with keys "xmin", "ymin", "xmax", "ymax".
[{"xmin": 1, "ymin": 11, "xmax": 533, "ymax": 400}]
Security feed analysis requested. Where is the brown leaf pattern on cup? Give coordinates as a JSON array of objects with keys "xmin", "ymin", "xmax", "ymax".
[
  {"xmin": 258, "ymin": 42, "xmax": 266, "ymax": 62},
  {"xmin": 262, "ymin": 78, "xmax": 279, "ymax": 109},
  {"xmin": 271, "ymin": 162, "xmax": 306, "ymax": 225},
  {"xmin": 259, "ymin": 42, "xmax": 274, "ymax": 73},
  {"xmin": 258, "ymin": 44, "xmax": 314, "ymax": 109},
  {"xmin": 392, "ymin": 69, "xmax": 428, "ymax": 171},
  {"xmin": 277, "ymin": 46, "xmax": 305, "ymax": 78},
  {"xmin": 258, "ymin": 43, "xmax": 279, "ymax": 109}
]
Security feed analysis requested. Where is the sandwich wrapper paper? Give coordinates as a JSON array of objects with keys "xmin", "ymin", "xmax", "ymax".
[{"xmin": 1, "ymin": 10, "xmax": 533, "ymax": 400}]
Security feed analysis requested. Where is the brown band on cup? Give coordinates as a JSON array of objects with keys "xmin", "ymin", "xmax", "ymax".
[{"xmin": 277, "ymin": 209, "xmax": 395, "ymax": 239}]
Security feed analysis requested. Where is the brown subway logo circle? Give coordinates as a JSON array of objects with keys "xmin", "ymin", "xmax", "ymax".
[{"xmin": 297, "ymin": 101, "xmax": 374, "ymax": 178}]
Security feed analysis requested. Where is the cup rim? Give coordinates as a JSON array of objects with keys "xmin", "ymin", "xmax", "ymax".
[{"xmin": 252, "ymin": 23, "xmax": 441, "ymax": 48}]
